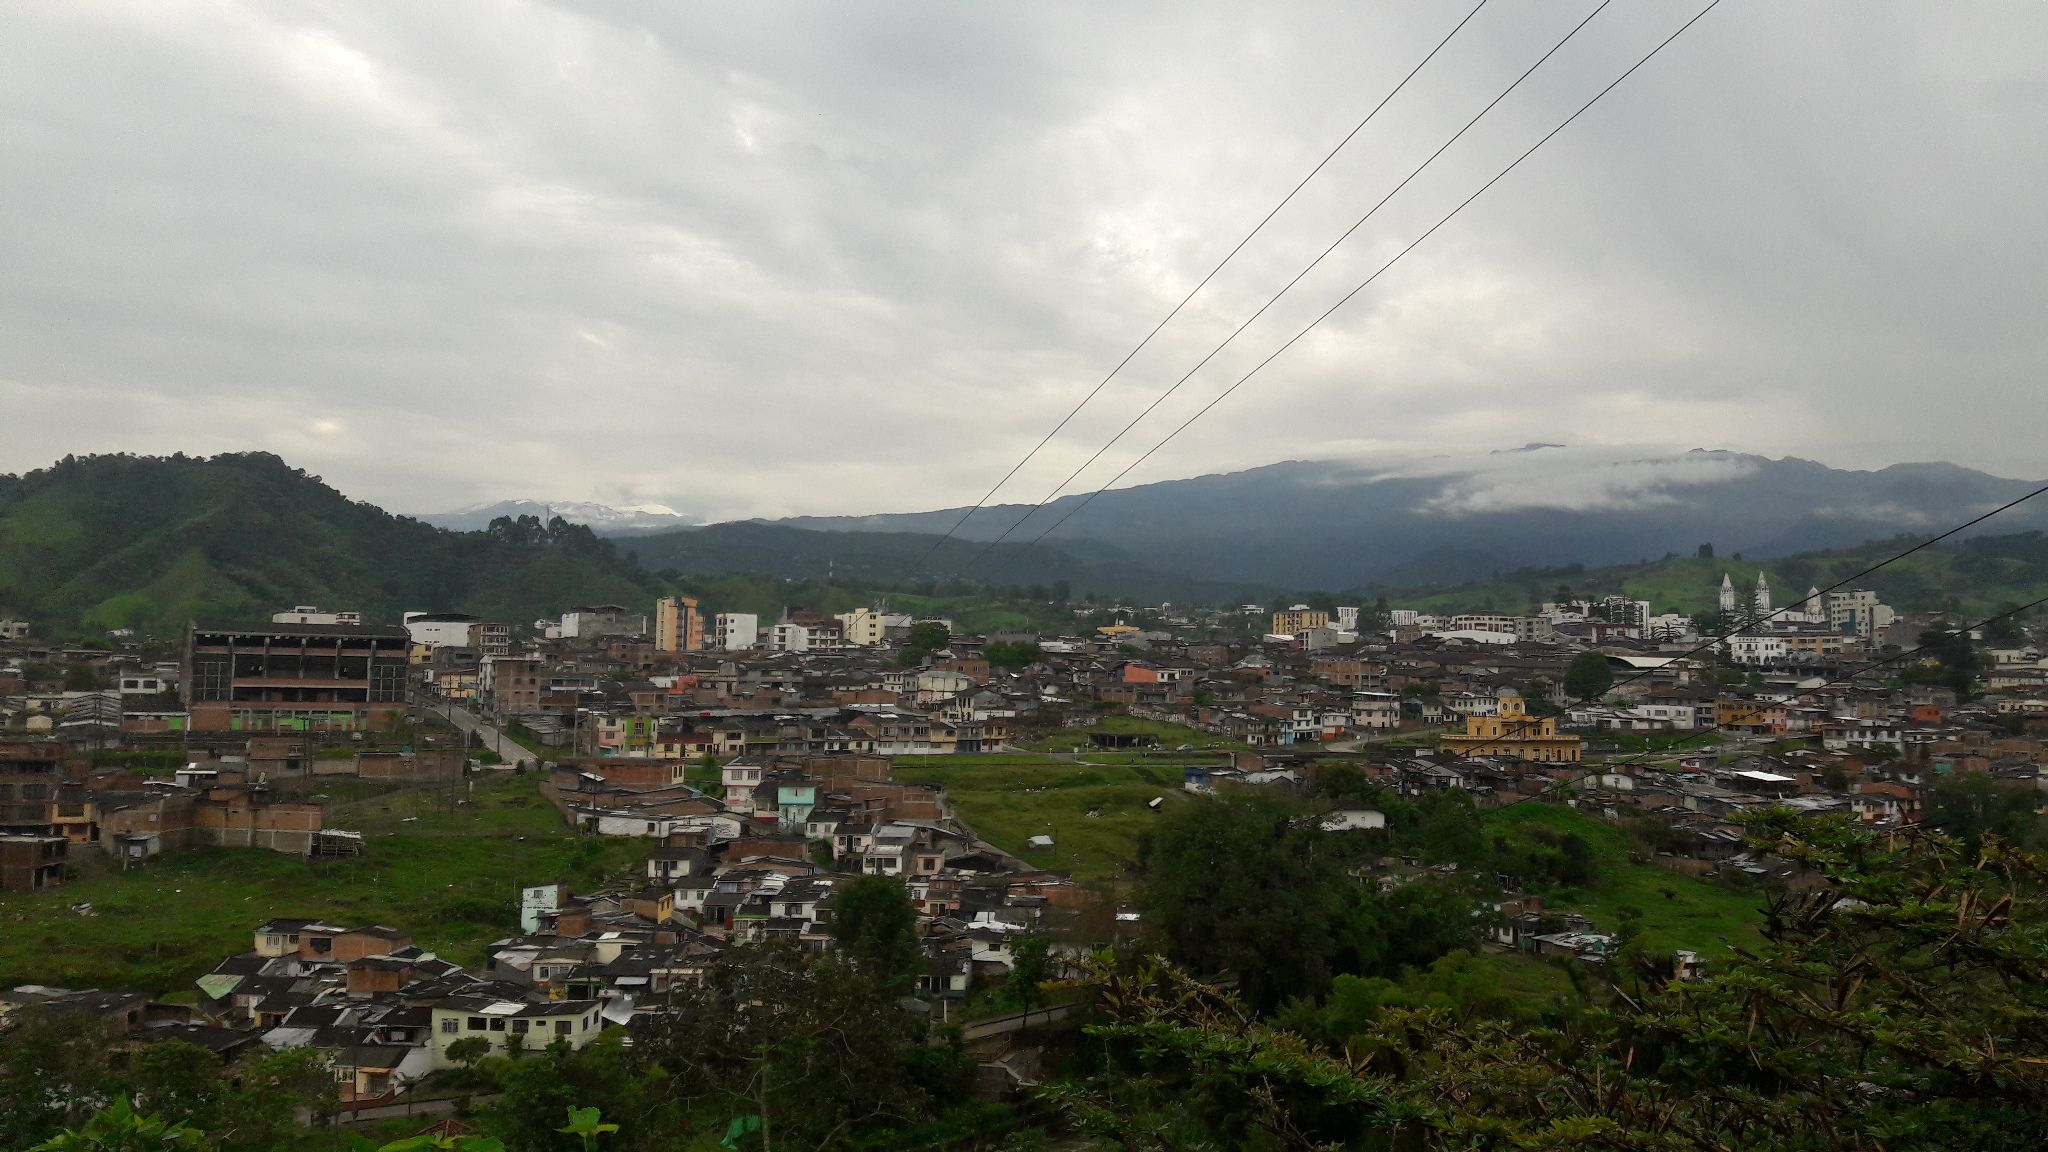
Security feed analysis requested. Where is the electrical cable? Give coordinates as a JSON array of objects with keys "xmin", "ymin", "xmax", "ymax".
[
  {"xmin": 909, "ymin": 0, "xmax": 1495, "ymax": 570},
  {"xmin": 966, "ymin": 0, "xmax": 1618, "ymax": 559},
  {"xmin": 986, "ymin": 0, "xmax": 1722, "ymax": 566}
]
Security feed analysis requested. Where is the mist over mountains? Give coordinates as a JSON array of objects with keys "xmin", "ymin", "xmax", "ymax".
[
  {"xmin": 774, "ymin": 448, "xmax": 2048, "ymax": 589},
  {"xmin": 2, "ymin": 448, "xmax": 2040, "ymax": 640},
  {"xmin": 418, "ymin": 499, "xmax": 701, "ymax": 535}
]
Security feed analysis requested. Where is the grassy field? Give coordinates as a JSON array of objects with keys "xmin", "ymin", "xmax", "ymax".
[
  {"xmin": 0, "ymin": 775, "xmax": 645, "ymax": 995},
  {"xmin": 894, "ymin": 758, "xmax": 1192, "ymax": 887},
  {"xmin": 896, "ymin": 753, "xmax": 1765, "ymax": 957},
  {"xmin": 1487, "ymin": 804, "xmax": 1765, "ymax": 956}
]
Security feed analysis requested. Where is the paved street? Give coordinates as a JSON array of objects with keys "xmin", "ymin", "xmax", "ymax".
[{"xmin": 413, "ymin": 690, "xmax": 535, "ymax": 767}]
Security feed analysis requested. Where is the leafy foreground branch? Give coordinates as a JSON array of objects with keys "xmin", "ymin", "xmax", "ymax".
[{"xmin": 1045, "ymin": 815, "xmax": 2048, "ymax": 1152}]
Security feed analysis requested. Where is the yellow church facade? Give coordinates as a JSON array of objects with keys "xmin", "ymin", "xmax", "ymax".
[{"xmin": 1438, "ymin": 693, "xmax": 1583, "ymax": 763}]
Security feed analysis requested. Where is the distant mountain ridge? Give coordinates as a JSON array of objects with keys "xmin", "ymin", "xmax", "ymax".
[
  {"xmin": 418, "ymin": 499, "xmax": 700, "ymax": 535},
  {"xmin": 771, "ymin": 450, "xmax": 2048, "ymax": 589},
  {"xmin": 3, "ymin": 449, "xmax": 2040, "ymax": 641}
]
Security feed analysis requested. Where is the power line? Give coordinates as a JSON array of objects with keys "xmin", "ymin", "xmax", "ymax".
[
  {"xmin": 1497, "ymin": 593, "xmax": 2048, "ymax": 810},
  {"xmin": 997, "ymin": 0, "xmax": 1722, "ymax": 560},
  {"xmin": 965, "ymin": 0, "xmax": 1615, "ymax": 559},
  {"xmin": 1436, "ymin": 478, "xmax": 2048, "ymax": 757},
  {"xmin": 910, "ymin": 0, "xmax": 1495, "ymax": 571}
]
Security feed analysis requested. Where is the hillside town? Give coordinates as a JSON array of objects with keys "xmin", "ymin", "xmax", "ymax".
[{"xmin": 3, "ymin": 572, "xmax": 2047, "ymax": 1109}]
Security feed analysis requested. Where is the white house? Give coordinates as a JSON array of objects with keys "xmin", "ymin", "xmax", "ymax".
[{"xmin": 429, "ymin": 998, "xmax": 606, "ymax": 1066}]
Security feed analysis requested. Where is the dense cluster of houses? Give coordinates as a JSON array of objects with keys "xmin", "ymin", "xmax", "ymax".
[
  {"xmin": 1, "ymin": 790, "xmax": 1075, "ymax": 1108},
  {"xmin": 5, "ymin": 578, "xmax": 2047, "ymax": 1071}
]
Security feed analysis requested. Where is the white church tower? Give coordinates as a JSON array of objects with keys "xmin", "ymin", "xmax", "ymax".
[
  {"xmin": 1720, "ymin": 573, "xmax": 1737, "ymax": 616},
  {"xmin": 1753, "ymin": 572, "xmax": 1772, "ymax": 618}
]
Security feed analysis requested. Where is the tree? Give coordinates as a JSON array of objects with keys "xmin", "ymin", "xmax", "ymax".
[
  {"xmin": 1137, "ymin": 791, "xmax": 1351, "ymax": 1009},
  {"xmin": 984, "ymin": 640, "xmax": 1042, "ymax": 668},
  {"xmin": 899, "ymin": 621, "xmax": 950, "ymax": 667},
  {"xmin": 62, "ymin": 663, "xmax": 101, "ymax": 692},
  {"xmin": 1001, "ymin": 934, "xmax": 1053, "ymax": 1013},
  {"xmin": 0, "ymin": 1006, "xmax": 117, "ymax": 1148},
  {"xmin": 1926, "ymin": 770, "xmax": 2043, "ymax": 854},
  {"xmin": 445, "ymin": 1036, "xmax": 493, "ymax": 1072},
  {"xmin": 1984, "ymin": 606, "xmax": 2030, "ymax": 645},
  {"xmin": 828, "ymin": 874, "xmax": 922, "ymax": 993},
  {"xmin": 1913, "ymin": 626, "xmax": 1983, "ymax": 700},
  {"xmin": 484, "ymin": 1038, "xmax": 669, "ymax": 1152},
  {"xmin": 640, "ymin": 941, "xmax": 965, "ymax": 1150},
  {"xmin": 1055, "ymin": 816, "xmax": 2048, "ymax": 1152},
  {"xmin": 1562, "ymin": 650, "xmax": 1613, "ymax": 703}
]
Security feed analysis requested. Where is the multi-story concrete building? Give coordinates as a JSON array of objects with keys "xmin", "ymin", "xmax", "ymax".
[
  {"xmin": 473, "ymin": 621, "xmax": 512, "ymax": 658},
  {"xmin": 1271, "ymin": 606, "xmax": 1330, "ymax": 636},
  {"xmin": 654, "ymin": 596, "xmax": 706, "ymax": 653},
  {"xmin": 404, "ymin": 612, "xmax": 485, "ymax": 650},
  {"xmin": 556, "ymin": 606, "xmax": 647, "ymax": 640},
  {"xmin": 1825, "ymin": 590, "xmax": 1895, "ymax": 640},
  {"xmin": 716, "ymin": 612, "xmax": 760, "ymax": 651},
  {"xmin": 184, "ymin": 622, "xmax": 410, "ymax": 733},
  {"xmin": 837, "ymin": 608, "xmax": 888, "ymax": 647},
  {"xmin": 482, "ymin": 656, "xmax": 543, "ymax": 716}
]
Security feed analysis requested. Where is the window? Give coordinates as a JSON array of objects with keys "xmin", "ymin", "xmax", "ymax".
[
  {"xmin": 440, "ymin": 1019, "xmax": 459, "ymax": 1035},
  {"xmin": 489, "ymin": 1018, "xmax": 506, "ymax": 1032},
  {"xmin": 309, "ymin": 937, "xmax": 332, "ymax": 954},
  {"xmin": 512, "ymin": 1019, "xmax": 528, "ymax": 1034},
  {"xmin": 467, "ymin": 1017, "xmax": 486, "ymax": 1031},
  {"xmin": 555, "ymin": 1020, "xmax": 572, "ymax": 1037}
]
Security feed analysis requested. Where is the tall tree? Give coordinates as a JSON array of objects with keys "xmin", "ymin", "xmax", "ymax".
[
  {"xmin": 1562, "ymin": 650, "xmax": 1614, "ymax": 703},
  {"xmin": 828, "ymin": 875, "xmax": 922, "ymax": 993},
  {"xmin": 1926, "ymin": 770, "xmax": 2043, "ymax": 854},
  {"xmin": 1137, "ymin": 792, "xmax": 1351, "ymax": 1009},
  {"xmin": 640, "ymin": 941, "xmax": 964, "ymax": 1150}
]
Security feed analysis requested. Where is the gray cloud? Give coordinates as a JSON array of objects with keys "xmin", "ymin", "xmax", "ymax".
[{"xmin": 3, "ymin": 1, "xmax": 2045, "ymax": 520}]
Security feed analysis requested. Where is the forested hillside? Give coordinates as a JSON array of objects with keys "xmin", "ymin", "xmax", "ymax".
[{"xmin": 0, "ymin": 453, "xmax": 662, "ymax": 638}]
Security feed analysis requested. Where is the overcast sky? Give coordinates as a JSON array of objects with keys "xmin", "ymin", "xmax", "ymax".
[{"xmin": 3, "ymin": 1, "xmax": 2044, "ymax": 520}]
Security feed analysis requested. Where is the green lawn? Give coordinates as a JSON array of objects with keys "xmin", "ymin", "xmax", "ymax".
[
  {"xmin": 1486, "ymin": 804, "xmax": 1765, "ymax": 956},
  {"xmin": 0, "ymin": 775, "xmax": 645, "ymax": 994},
  {"xmin": 894, "ymin": 760, "xmax": 1192, "ymax": 887}
]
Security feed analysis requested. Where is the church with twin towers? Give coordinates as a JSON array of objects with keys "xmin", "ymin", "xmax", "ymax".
[{"xmin": 1721, "ymin": 570, "xmax": 1827, "ymax": 628}]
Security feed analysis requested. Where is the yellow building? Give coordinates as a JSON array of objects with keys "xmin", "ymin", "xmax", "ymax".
[
  {"xmin": 1783, "ymin": 632, "xmax": 1845, "ymax": 657},
  {"xmin": 1271, "ymin": 606, "xmax": 1331, "ymax": 635},
  {"xmin": 654, "ymin": 595, "xmax": 706, "ymax": 653},
  {"xmin": 1438, "ymin": 693, "xmax": 1583, "ymax": 763},
  {"xmin": 837, "ymin": 608, "xmax": 888, "ymax": 647}
]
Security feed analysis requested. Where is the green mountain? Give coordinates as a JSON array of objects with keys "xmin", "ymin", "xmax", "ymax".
[
  {"xmin": 0, "ymin": 453, "xmax": 662, "ymax": 640},
  {"xmin": 1386, "ymin": 531, "xmax": 2048, "ymax": 619}
]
